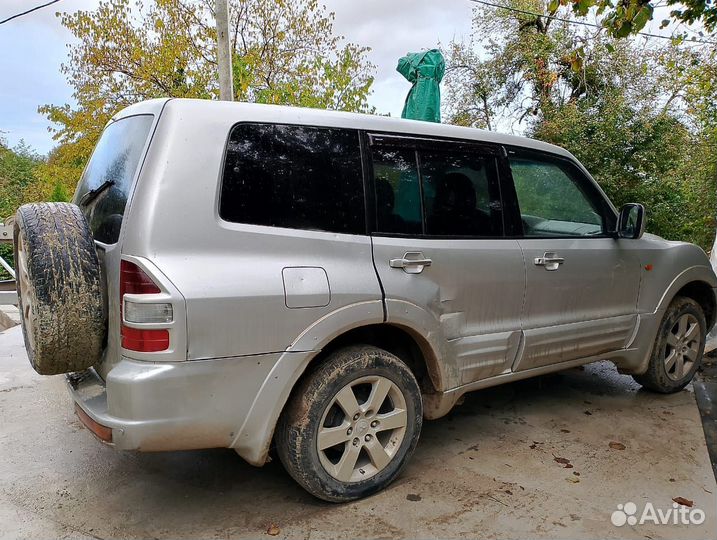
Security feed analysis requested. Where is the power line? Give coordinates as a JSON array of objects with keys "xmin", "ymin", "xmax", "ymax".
[
  {"xmin": 0, "ymin": 0, "xmax": 62, "ymax": 26},
  {"xmin": 467, "ymin": 0, "xmax": 717, "ymax": 45}
]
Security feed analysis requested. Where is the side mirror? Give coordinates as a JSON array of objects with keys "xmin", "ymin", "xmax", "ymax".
[{"xmin": 617, "ymin": 203, "xmax": 646, "ymax": 239}]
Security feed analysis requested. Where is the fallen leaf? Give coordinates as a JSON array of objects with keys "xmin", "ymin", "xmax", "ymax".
[
  {"xmin": 554, "ymin": 456, "xmax": 571, "ymax": 465},
  {"xmin": 564, "ymin": 463, "xmax": 574, "ymax": 469},
  {"xmin": 573, "ymin": 471, "xmax": 580, "ymax": 476},
  {"xmin": 504, "ymin": 489, "xmax": 513, "ymax": 495},
  {"xmin": 560, "ymin": 429, "xmax": 570, "ymax": 433},
  {"xmin": 669, "ymin": 478, "xmax": 676, "ymax": 482},
  {"xmin": 672, "ymin": 497, "xmax": 693, "ymax": 507},
  {"xmin": 566, "ymin": 476, "xmax": 580, "ymax": 483},
  {"xmin": 529, "ymin": 443, "xmax": 537, "ymax": 449},
  {"xmin": 584, "ymin": 411, "xmax": 592, "ymax": 416},
  {"xmin": 609, "ymin": 441, "xmax": 626, "ymax": 450},
  {"xmin": 406, "ymin": 493, "xmax": 422, "ymax": 502},
  {"xmin": 266, "ymin": 524, "xmax": 280, "ymax": 536}
]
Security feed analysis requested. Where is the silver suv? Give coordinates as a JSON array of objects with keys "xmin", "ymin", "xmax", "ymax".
[{"xmin": 14, "ymin": 98, "xmax": 717, "ymax": 501}]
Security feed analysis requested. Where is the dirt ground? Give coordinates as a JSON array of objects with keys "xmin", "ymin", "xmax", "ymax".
[{"xmin": 1, "ymin": 323, "xmax": 716, "ymax": 540}]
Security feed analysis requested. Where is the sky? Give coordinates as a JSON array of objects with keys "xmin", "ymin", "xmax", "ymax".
[{"xmin": 0, "ymin": 0, "xmax": 474, "ymax": 155}]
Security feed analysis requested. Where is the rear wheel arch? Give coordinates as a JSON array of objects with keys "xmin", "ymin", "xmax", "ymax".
[
  {"xmin": 235, "ymin": 322, "xmax": 443, "ymax": 466},
  {"xmin": 306, "ymin": 323, "xmax": 443, "ymax": 395},
  {"xmin": 270, "ymin": 324, "xmax": 441, "ymax": 457}
]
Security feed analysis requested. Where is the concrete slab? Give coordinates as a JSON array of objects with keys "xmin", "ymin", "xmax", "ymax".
[
  {"xmin": 0, "ymin": 304, "xmax": 19, "ymax": 332},
  {"xmin": 1, "ymin": 324, "xmax": 715, "ymax": 539}
]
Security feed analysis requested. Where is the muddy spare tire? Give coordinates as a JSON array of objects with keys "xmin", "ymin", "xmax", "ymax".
[{"xmin": 14, "ymin": 202, "xmax": 105, "ymax": 375}]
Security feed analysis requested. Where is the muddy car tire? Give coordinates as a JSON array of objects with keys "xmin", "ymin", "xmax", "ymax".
[
  {"xmin": 14, "ymin": 202, "xmax": 105, "ymax": 375},
  {"xmin": 277, "ymin": 345, "xmax": 423, "ymax": 502},
  {"xmin": 633, "ymin": 296, "xmax": 706, "ymax": 393}
]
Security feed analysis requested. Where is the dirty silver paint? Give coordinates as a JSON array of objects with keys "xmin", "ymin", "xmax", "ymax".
[{"xmin": 67, "ymin": 98, "xmax": 717, "ymax": 468}]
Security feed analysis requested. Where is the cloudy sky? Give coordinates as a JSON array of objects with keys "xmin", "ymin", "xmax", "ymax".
[{"xmin": 0, "ymin": 0, "xmax": 474, "ymax": 155}]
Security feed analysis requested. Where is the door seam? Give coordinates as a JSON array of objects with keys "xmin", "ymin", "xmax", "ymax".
[{"xmin": 369, "ymin": 236, "xmax": 388, "ymax": 322}]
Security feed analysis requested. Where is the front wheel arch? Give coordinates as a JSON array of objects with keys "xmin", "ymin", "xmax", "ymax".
[{"xmin": 675, "ymin": 281, "xmax": 716, "ymax": 332}]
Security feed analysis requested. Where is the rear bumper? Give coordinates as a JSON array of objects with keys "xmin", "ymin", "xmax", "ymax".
[{"xmin": 67, "ymin": 352, "xmax": 282, "ymax": 452}]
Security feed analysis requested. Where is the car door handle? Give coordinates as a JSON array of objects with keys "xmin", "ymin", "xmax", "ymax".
[
  {"xmin": 390, "ymin": 252, "xmax": 432, "ymax": 274},
  {"xmin": 534, "ymin": 252, "xmax": 564, "ymax": 271}
]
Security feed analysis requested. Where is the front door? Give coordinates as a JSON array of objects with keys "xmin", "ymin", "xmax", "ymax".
[
  {"xmin": 505, "ymin": 149, "xmax": 641, "ymax": 371},
  {"xmin": 368, "ymin": 135, "xmax": 525, "ymax": 388}
]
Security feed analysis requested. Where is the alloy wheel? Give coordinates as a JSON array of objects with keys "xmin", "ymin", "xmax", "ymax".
[
  {"xmin": 664, "ymin": 313, "xmax": 700, "ymax": 381},
  {"xmin": 317, "ymin": 375, "xmax": 408, "ymax": 483}
]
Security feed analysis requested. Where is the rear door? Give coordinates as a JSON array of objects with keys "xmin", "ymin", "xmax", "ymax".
[
  {"xmin": 368, "ymin": 135, "xmax": 525, "ymax": 388},
  {"xmin": 505, "ymin": 148, "xmax": 641, "ymax": 370},
  {"xmin": 72, "ymin": 113, "xmax": 157, "ymax": 377}
]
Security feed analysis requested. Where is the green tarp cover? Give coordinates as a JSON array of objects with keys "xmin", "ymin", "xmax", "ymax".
[{"xmin": 397, "ymin": 49, "xmax": 445, "ymax": 123}]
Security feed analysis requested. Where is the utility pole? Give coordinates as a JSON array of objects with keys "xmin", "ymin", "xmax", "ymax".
[{"xmin": 216, "ymin": 0, "xmax": 233, "ymax": 101}]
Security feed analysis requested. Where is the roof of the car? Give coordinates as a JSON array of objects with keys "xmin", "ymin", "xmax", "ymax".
[{"xmin": 113, "ymin": 98, "xmax": 573, "ymax": 159}]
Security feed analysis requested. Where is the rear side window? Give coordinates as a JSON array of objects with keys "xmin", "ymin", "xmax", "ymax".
[
  {"xmin": 74, "ymin": 115, "xmax": 154, "ymax": 244},
  {"xmin": 372, "ymin": 146, "xmax": 422, "ymax": 235},
  {"xmin": 372, "ymin": 142, "xmax": 503, "ymax": 237},
  {"xmin": 420, "ymin": 150, "xmax": 502, "ymax": 236},
  {"xmin": 220, "ymin": 123, "xmax": 365, "ymax": 234}
]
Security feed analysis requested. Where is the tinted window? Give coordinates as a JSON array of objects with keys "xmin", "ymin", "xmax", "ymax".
[
  {"xmin": 220, "ymin": 123, "xmax": 365, "ymax": 234},
  {"xmin": 373, "ymin": 143, "xmax": 503, "ymax": 237},
  {"xmin": 421, "ymin": 150, "xmax": 502, "ymax": 236},
  {"xmin": 372, "ymin": 147, "xmax": 422, "ymax": 235},
  {"xmin": 74, "ymin": 115, "xmax": 154, "ymax": 244},
  {"xmin": 510, "ymin": 155, "xmax": 608, "ymax": 237}
]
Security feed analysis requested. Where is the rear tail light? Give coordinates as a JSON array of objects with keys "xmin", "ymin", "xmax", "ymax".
[
  {"xmin": 120, "ymin": 260, "xmax": 161, "ymax": 295},
  {"xmin": 123, "ymin": 300, "xmax": 173, "ymax": 324},
  {"xmin": 120, "ymin": 260, "xmax": 172, "ymax": 352},
  {"xmin": 120, "ymin": 327, "xmax": 170, "ymax": 352}
]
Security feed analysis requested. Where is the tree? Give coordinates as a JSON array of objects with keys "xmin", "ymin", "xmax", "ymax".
[
  {"xmin": 548, "ymin": 0, "xmax": 717, "ymax": 39},
  {"xmin": 0, "ymin": 138, "xmax": 44, "ymax": 279},
  {"xmin": 39, "ymin": 0, "xmax": 374, "ymax": 193},
  {"xmin": 0, "ymin": 138, "xmax": 42, "ymax": 220},
  {"xmin": 444, "ymin": 0, "xmax": 717, "ymax": 249}
]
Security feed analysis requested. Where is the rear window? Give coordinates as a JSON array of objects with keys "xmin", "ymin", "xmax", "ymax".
[
  {"xmin": 74, "ymin": 114, "xmax": 154, "ymax": 244},
  {"xmin": 220, "ymin": 123, "xmax": 365, "ymax": 234}
]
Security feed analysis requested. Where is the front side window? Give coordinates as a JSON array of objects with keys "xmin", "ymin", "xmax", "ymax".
[
  {"xmin": 509, "ymin": 153, "xmax": 609, "ymax": 237},
  {"xmin": 220, "ymin": 123, "xmax": 365, "ymax": 234}
]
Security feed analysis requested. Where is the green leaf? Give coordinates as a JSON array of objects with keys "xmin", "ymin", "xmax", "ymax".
[
  {"xmin": 615, "ymin": 21, "xmax": 633, "ymax": 37},
  {"xmin": 605, "ymin": 43, "xmax": 615, "ymax": 53},
  {"xmin": 632, "ymin": 5, "xmax": 653, "ymax": 32},
  {"xmin": 548, "ymin": 0, "xmax": 560, "ymax": 13}
]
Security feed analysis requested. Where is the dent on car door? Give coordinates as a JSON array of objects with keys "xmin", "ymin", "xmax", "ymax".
[
  {"xmin": 368, "ymin": 136, "xmax": 525, "ymax": 389},
  {"xmin": 507, "ymin": 149, "xmax": 641, "ymax": 371}
]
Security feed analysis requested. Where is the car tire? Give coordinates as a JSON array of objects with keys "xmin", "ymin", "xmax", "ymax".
[
  {"xmin": 276, "ymin": 345, "xmax": 423, "ymax": 502},
  {"xmin": 14, "ymin": 202, "xmax": 105, "ymax": 375},
  {"xmin": 632, "ymin": 296, "xmax": 706, "ymax": 393}
]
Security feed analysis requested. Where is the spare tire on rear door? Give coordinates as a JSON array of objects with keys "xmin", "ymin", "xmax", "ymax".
[{"xmin": 14, "ymin": 202, "xmax": 106, "ymax": 375}]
